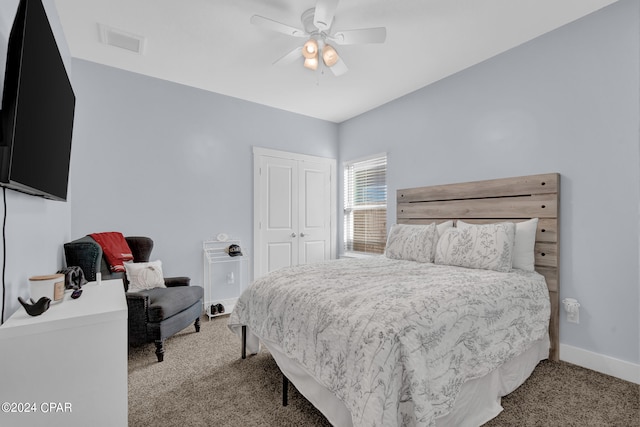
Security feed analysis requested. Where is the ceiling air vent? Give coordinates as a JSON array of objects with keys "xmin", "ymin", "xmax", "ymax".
[{"xmin": 99, "ymin": 24, "xmax": 146, "ymax": 54}]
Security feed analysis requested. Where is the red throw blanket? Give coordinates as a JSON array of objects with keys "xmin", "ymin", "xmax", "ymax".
[{"xmin": 89, "ymin": 232, "xmax": 133, "ymax": 272}]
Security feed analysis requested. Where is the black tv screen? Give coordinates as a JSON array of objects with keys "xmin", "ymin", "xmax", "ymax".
[{"xmin": 0, "ymin": 0, "xmax": 75, "ymax": 201}]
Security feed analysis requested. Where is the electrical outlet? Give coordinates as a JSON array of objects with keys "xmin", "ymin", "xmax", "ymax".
[{"xmin": 562, "ymin": 298, "xmax": 580, "ymax": 324}]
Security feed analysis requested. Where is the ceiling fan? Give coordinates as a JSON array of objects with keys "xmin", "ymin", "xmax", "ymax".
[{"xmin": 250, "ymin": 0, "xmax": 386, "ymax": 76}]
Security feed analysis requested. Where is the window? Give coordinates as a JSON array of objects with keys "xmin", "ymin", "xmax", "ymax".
[{"xmin": 343, "ymin": 154, "xmax": 387, "ymax": 254}]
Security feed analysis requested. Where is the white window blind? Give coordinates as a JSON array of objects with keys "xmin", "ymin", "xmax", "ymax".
[{"xmin": 344, "ymin": 154, "xmax": 387, "ymax": 254}]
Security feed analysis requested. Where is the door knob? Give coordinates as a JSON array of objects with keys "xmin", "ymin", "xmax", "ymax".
[
  {"xmin": 300, "ymin": 233, "xmax": 306, "ymax": 237},
  {"xmin": 290, "ymin": 233, "xmax": 297, "ymax": 238}
]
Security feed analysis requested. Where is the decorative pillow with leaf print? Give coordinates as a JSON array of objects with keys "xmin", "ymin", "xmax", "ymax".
[
  {"xmin": 434, "ymin": 222, "xmax": 516, "ymax": 272},
  {"xmin": 458, "ymin": 219, "xmax": 538, "ymax": 272},
  {"xmin": 385, "ymin": 223, "xmax": 438, "ymax": 263}
]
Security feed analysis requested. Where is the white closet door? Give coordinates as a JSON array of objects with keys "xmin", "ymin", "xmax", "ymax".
[
  {"xmin": 298, "ymin": 160, "xmax": 331, "ymax": 265},
  {"xmin": 254, "ymin": 148, "xmax": 336, "ymax": 279},
  {"xmin": 258, "ymin": 155, "xmax": 299, "ymax": 275}
]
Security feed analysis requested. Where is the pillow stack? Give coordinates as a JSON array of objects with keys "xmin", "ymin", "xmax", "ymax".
[{"xmin": 384, "ymin": 218, "xmax": 538, "ymax": 272}]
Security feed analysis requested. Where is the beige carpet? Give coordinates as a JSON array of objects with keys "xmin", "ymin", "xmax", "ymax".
[{"xmin": 128, "ymin": 315, "xmax": 639, "ymax": 427}]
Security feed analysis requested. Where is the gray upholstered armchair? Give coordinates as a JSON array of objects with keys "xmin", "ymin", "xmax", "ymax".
[{"xmin": 63, "ymin": 235, "xmax": 203, "ymax": 362}]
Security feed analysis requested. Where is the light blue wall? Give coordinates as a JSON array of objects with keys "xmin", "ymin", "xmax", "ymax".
[
  {"xmin": 0, "ymin": 0, "xmax": 72, "ymax": 322},
  {"xmin": 339, "ymin": 0, "xmax": 639, "ymax": 364},
  {"xmin": 69, "ymin": 59, "xmax": 338, "ymax": 284},
  {"xmin": 3, "ymin": 0, "xmax": 636, "ymax": 370}
]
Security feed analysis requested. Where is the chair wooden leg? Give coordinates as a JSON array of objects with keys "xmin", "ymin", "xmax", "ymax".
[
  {"xmin": 194, "ymin": 317, "xmax": 201, "ymax": 332},
  {"xmin": 154, "ymin": 340, "xmax": 165, "ymax": 362}
]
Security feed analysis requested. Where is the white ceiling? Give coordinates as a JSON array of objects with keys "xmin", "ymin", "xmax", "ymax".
[{"xmin": 53, "ymin": 0, "xmax": 618, "ymax": 123}]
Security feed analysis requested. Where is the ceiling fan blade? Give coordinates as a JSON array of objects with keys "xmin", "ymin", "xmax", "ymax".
[
  {"xmin": 331, "ymin": 27, "xmax": 387, "ymax": 45},
  {"xmin": 329, "ymin": 56, "xmax": 348, "ymax": 76},
  {"xmin": 250, "ymin": 15, "xmax": 307, "ymax": 37},
  {"xmin": 273, "ymin": 46, "xmax": 303, "ymax": 66},
  {"xmin": 314, "ymin": 0, "xmax": 339, "ymax": 31}
]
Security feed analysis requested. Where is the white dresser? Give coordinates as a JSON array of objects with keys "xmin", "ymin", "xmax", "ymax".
[{"xmin": 0, "ymin": 280, "xmax": 128, "ymax": 426}]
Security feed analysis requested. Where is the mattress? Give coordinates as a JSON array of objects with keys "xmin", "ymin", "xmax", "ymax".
[{"xmin": 229, "ymin": 256, "xmax": 550, "ymax": 427}]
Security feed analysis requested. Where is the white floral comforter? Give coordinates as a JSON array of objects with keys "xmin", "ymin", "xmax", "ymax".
[{"xmin": 228, "ymin": 257, "xmax": 550, "ymax": 427}]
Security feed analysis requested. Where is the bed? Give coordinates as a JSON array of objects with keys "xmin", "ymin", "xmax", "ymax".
[{"xmin": 228, "ymin": 173, "xmax": 560, "ymax": 427}]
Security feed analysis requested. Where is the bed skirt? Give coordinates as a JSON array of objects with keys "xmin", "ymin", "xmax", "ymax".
[{"xmin": 236, "ymin": 326, "xmax": 549, "ymax": 427}]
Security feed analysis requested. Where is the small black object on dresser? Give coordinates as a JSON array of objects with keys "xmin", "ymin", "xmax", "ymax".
[{"xmin": 17, "ymin": 296, "xmax": 51, "ymax": 316}]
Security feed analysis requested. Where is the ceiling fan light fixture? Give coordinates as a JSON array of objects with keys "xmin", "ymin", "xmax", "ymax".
[
  {"xmin": 304, "ymin": 56, "xmax": 319, "ymax": 70},
  {"xmin": 251, "ymin": 3, "xmax": 386, "ymax": 77},
  {"xmin": 302, "ymin": 38, "xmax": 318, "ymax": 59},
  {"xmin": 322, "ymin": 44, "xmax": 339, "ymax": 67}
]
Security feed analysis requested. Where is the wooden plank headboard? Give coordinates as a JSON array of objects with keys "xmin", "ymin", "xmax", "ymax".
[{"xmin": 397, "ymin": 173, "xmax": 560, "ymax": 361}]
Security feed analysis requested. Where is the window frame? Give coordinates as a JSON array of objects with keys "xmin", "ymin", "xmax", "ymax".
[{"xmin": 343, "ymin": 153, "xmax": 387, "ymax": 256}]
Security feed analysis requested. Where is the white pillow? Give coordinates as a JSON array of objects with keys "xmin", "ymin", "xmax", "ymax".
[
  {"xmin": 512, "ymin": 218, "xmax": 538, "ymax": 271},
  {"xmin": 436, "ymin": 220, "xmax": 454, "ymax": 237},
  {"xmin": 385, "ymin": 223, "xmax": 438, "ymax": 263},
  {"xmin": 458, "ymin": 219, "xmax": 538, "ymax": 271},
  {"xmin": 435, "ymin": 222, "xmax": 516, "ymax": 272},
  {"xmin": 124, "ymin": 260, "xmax": 166, "ymax": 291}
]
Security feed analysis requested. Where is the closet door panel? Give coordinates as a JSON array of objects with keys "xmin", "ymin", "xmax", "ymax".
[
  {"xmin": 299, "ymin": 161, "xmax": 331, "ymax": 265},
  {"xmin": 257, "ymin": 156, "xmax": 299, "ymax": 277}
]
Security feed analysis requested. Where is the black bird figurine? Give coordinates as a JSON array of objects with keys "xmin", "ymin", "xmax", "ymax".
[{"xmin": 18, "ymin": 296, "xmax": 51, "ymax": 316}]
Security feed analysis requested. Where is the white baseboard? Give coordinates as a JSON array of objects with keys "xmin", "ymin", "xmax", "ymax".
[{"xmin": 560, "ymin": 344, "xmax": 640, "ymax": 384}]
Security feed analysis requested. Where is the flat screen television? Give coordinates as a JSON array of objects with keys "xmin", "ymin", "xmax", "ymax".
[{"xmin": 0, "ymin": 0, "xmax": 75, "ymax": 202}]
